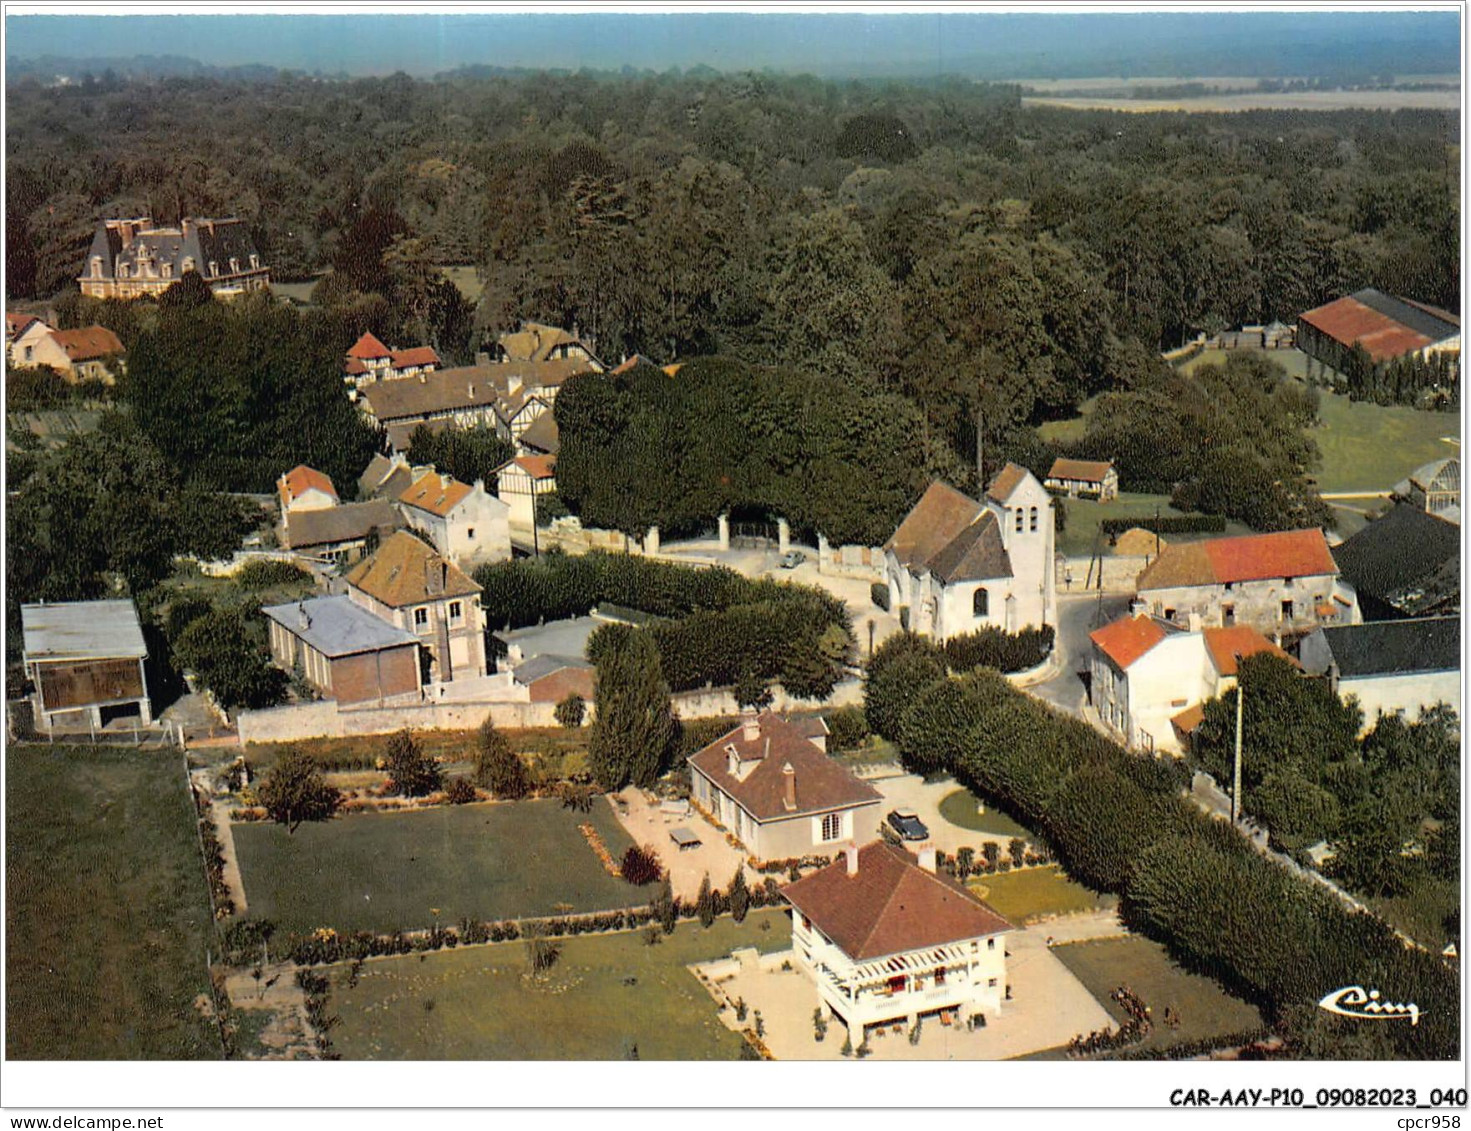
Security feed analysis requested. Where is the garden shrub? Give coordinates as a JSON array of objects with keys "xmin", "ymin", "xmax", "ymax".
[
  {"xmin": 824, "ymin": 705, "xmax": 869, "ymax": 753},
  {"xmin": 234, "ymin": 559, "xmax": 312, "ymax": 590},
  {"xmin": 941, "ymin": 624, "xmax": 1054, "ymax": 674}
]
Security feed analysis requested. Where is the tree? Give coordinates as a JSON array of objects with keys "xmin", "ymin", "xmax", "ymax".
[
  {"xmin": 734, "ymin": 662, "xmax": 773, "ymax": 712},
  {"xmin": 258, "ymin": 747, "xmax": 343, "ymax": 833},
  {"xmin": 621, "ymin": 844, "xmax": 663, "ymax": 886},
  {"xmin": 589, "ymin": 629, "xmax": 675, "ymax": 790},
  {"xmin": 728, "ymin": 866, "xmax": 750, "ymax": 923},
  {"xmin": 864, "ymin": 632, "xmax": 947, "ymax": 742},
  {"xmin": 383, "ymin": 729, "xmax": 443, "ymax": 797},
  {"xmin": 473, "ymin": 717, "xmax": 530, "ymax": 799},
  {"xmin": 406, "ymin": 424, "xmax": 513, "ymax": 490},
  {"xmin": 173, "ymin": 607, "xmax": 288, "ymax": 711},
  {"xmin": 653, "ymin": 874, "xmax": 677, "ymax": 934},
  {"xmin": 554, "ymin": 693, "xmax": 586, "ymax": 729},
  {"xmin": 696, "ymin": 873, "xmax": 716, "ymax": 928},
  {"xmin": 157, "ymin": 269, "xmax": 217, "ymax": 311}
]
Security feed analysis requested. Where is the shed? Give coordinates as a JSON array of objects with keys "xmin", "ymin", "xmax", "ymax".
[{"xmin": 21, "ymin": 600, "xmax": 152, "ymax": 733}]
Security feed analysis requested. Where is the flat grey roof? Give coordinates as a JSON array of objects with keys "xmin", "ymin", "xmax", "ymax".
[
  {"xmin": 513, "ymin": 653, "xmax": 593, "ymax": 684},
  {"xmin": 22, "ymin": 600, "xmax": 147, "ymax": 661},
  {"xmin": 493, "ymin": 614, "xmax": 602, "ymax": 661},
  {"xmin": 262, "ymin": 595, "xmax": 419, "ymax": 658}
]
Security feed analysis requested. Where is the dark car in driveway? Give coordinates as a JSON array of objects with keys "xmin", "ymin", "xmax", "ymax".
[{"xmin": 886, "ymin": 808, "xmax": 929, "ymax": 841}]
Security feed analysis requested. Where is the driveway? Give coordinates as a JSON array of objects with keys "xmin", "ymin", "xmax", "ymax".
[{"xmin": 1029, "ymin": 591, "xmax": 1131, "ymax": 716}]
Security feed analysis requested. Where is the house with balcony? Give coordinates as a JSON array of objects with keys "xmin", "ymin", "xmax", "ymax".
[
  {"xmin": 1135, "ymin": 528, "xmax": 1358, "ymax": 638},
  {"xmin": 342, "ymin": 530, "xmax": 486, "ymax": 685},
  {"xmin": 687, "ymin": 711, "xmax": 883, "ymax": 861},
  {"xmin": 783, "ymin": 841, "xmax": 1014, "ymax": 1046}
]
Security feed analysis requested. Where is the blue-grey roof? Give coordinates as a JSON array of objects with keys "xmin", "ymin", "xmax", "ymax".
[
  {"xmin": 493, "ymin": 614, "xmax": 602, "ymax": 659},
  {"xmin": 21, "ymin": 600, "xmax": 147, "ymax": 661},
  {"xmin": 513, "ymin": 653, "xmax": 593, "ymax": 684},
  {"xmin": 1316, "ymin": 617, "xmax": 1460, "ymax": 678},
  {"xmin": 261, "ymin": 595, "xmax": 419, "ymax": 658}
]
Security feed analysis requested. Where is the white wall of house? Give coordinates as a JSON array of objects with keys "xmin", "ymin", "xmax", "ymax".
[
  {"xmin": 400, "ymin": 483, "xmax": 511, "ymax": 570},
  {"xmin": 1337, "ymin": 670, "xmax": 1461, "ymax": 732},
  {"xmin": 284, "ymin": 488, "xmax": 337, "ymax": 514},
  {"xmin": 792, "ymin": 912, "xmax": 1007, "ymax": 1043},
  {"xmin": 1093, "ymin": 634, "xmax": 1213, "ymax": 755},
  {"xmin": 688, "ymin": 769, "xmax": 881, "ymax": 860},
  {"xmin": 497, "ymin": 465, "xmax": 556, "ymax": 528}
]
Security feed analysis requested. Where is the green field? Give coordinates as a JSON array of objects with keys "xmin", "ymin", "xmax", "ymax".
[
  {"xmin": 1309, "ymin": 390, "xmax": 1458, "ymax": 495},
  {"xmin": 329, "ymin": 909, "xmax": 788, "ymax": 1059},
  {"xmin": 937, "ymin": 788, "xmax": 1034, "ymax": 842},
  {"xmin": 5, "ymin": 745, "xmax": 220, "ymax": 1059},
  {"xmin": 1057, "ymin": 491, "xmax": 1253, "ymax": 558},
  {"xmin": 1050, "ymin": 935, "xmax": 1265, "ymax": 1055},
  {"xmin": 232, "ymin": 797, "xmax": 639, "ymax": 933},
  {"xmin": 1178, "ymin": 347, "xmax": 1310, "ymax": 381},
  {"xmin": 439, "ymin": 265, "xmax": 484, "ymax": 304},
  {"xmin": 968, "ymin": 865, "xmax": 1115, "ymax": 925}
]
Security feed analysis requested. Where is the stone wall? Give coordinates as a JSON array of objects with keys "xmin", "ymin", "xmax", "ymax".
[
  {"xmin": 816, "ymin": 535, "xmax": 885, "ymax": 581},
  {"xmin": 1055, "ymin": 555, "xmax": 1148, "ymax": 595},
  {"xmin": 237, "ymin": 696, "xmax": 561, "ymax": 745},
  {"xmin": 669, "ymin": 678, "xmax": 863, "ymax": 719}
]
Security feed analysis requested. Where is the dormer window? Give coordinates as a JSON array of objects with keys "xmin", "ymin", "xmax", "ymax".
[
  {"xmin": 182, "ymin": 257, "xmax": 195, "ymax": 273},
  {"xmin": 229, "ymin": 257, "xmax": 240, "ymax": 274},
  {"xmin": 249, "ymin": 253, "xmax": 260, "ymax": 270},
  {"xmin": 208, "ymin": 261, "xmax": 218, "ymax": 277},
  {"xmin": 90, "ymin": 256, "xmax": 103, "ymax": 278}
]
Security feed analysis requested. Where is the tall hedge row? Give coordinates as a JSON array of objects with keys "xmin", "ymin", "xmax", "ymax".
[{"xmin": 868, "ymin": 651, "xmax": 1458, "ymax": 1060}]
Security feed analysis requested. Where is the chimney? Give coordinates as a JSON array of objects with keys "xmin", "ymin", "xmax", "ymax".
[
  {"xmin": 845, "ymin": 843, "xmax": 859, "ymax": 876},
  {"xmin": 782, "ymin": 762, "xmax": 796, "ymax": 811},
  {"xmin": 917, "ymin": 844, "xmax": 937, "ymax": 873},
  {"xmin": 419, "ymin": 371, "xmax": 427, "ymax": 384},
  {"xmin": 297, "ymin": 600, "xmax": 309, "ymax": 631},
  {"xmin": 180, "ymin": 218, "xmax": 191, "ymax": 237},
  {"xmin": 473, "ymin": 478, "xmax": 485, "ymax": 495},
  {"xmin": 1129, "ymin": 598, "xmax": 1147, "ymax": 618},
  {"xmin": 741, "ymin": 709, "xmax": 760, "ymax": 742},
  {"xmin": 425, "ymin": 558, "xmax": 444, "ymax": 597},
  {"xmin": 507, "ymin": 372, "xmax": 523, "ymax": 397},
  {"xmin": 440, "ymin": 472, "xmax": 453, "ymax": 490},
  {"xmin": 727, "ymin": 746, "xmax": 740, "ymax": 777}
]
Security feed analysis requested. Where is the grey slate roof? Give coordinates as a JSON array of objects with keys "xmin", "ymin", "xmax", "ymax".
[
  {"xmin": 1332, "ymin": 503, "xmax": 1460, "ymax": 619},
  {"xmin": 513, "ymin": 653, "xmax": 593, "ymax": 684},
  {"xmin": 261, "ymin": 595, "xmax": 419, "ymax": 658},
  {"xmin": 21, "ymin": 600, "xmax": 147, "ymax": 661},
  {"xmin": 1352, "ymin": 289, "xmax": 1460, "ymax": 342},
  {"xmin": 283, "ymin": 498, "xmax": 400, "ymax": 551},
  {"xmin": 86, "ymin": 217, "xmax": 262, "ymax": 283},
  {"xmin": 1314, "ymin": 618, "xmax": 1460, "ymax": 678}
]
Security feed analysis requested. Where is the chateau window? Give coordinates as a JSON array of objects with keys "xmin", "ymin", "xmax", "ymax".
[
  {"xmin": 448, "ymin": 601, "xmax": 463, "ymax": 625},
  {"xmin": 90, "ymin": 257, "xmax": 103, "ymax": 278},
  {"xmin": 820, "ymin": 812, "xmax": 843, "ymax": 841},
  {"xmin": 414, "ymin": 607, "xmax": 430, "ymax": 631},
  {"xmin": 249, "ymin": 253, "xmax": 260, "ymax": 269},
  {"xmin": 973, "ymin": 588, "xmax": 989, "ymax": 618},
  {"xmin": 208, "ymin": 261, "xmax": 218, "ymax": 277},
  {"xmin": 182, "ymin": 257, "xmax": 195, "ymax": 273},
  {"xmin": 229, "ymin": 257, "xmax": 240, "ymax": 274},
  {"xmin": 1029, "ymin": 506, "xmax": 1039, "ymax": 532},
  {"xmin": 1280, "ymin": 600, "xmax": 1294, "ymax": 621}
]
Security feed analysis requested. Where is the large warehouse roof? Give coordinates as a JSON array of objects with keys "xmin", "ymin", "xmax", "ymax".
[{"xmin": 1298, "ymin": 289, "xmax": 1459, "ymax": 362}]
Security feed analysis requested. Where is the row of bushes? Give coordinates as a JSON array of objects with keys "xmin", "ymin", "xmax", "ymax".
[
  {"xmin": 1099, "ymin": 514, "xmax": 1227, "ymax": 538},
  {"xmin": 282, "ymin": 877, "xmax": 790, "ymax": 966},
  {"xmin": 865, "ymin": 637, "xmax": 1458, "ymax": 1060},
  {"xmin": 193, "ymin": 788, "xmax": 237, "ymax": 919}
]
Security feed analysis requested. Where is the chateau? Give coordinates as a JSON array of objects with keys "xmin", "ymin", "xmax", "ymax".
[{"xmin": 79, "ymin": 217, "xmax": 270, "ymax": 299}]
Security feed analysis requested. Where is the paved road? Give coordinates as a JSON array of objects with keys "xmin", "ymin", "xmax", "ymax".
[{"xmin": 1029, "ymin": 591, "xmax": 1131, "ymax": 715}]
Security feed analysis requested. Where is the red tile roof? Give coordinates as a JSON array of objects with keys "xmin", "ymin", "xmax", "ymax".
[
  {"xmin": 1090, "ymin": 615, "xmax": 1171, "ymax": 670},
  {"xmin": 1171, "ymin": 702, "xmax": 1206, "ymax": 738},
  {"xmin": 688, "ymin": 712, "xmax": 881, "ymax": 822},
  {"xmin": 782, "ymin": 841, "xmax": 1014, "ymax": 962},
  {"xmin": 278, "ymin": 465, "xmax": 339, "ymax": 508},
  {"xmin": 1298, "ymin": 296, "xmax": 1434, "ymax": 362},
  {"xmin": 1139, "ymin": 529, "xmax": 1338, "ymax": 590},
  {"xmin": 1201, "ymin": 626, "xmax": 1294, "ymax": 677},
  {"xmin": 399, "ymin": 472, "xmax": 473, "ymax": 517},
  {"xmin": 346, "ymin": 331, "xmax": 391, "ymax": 360},
  {"xmin": 6, "ymin": 312, "xmax": 39, "ymax": 339},
  {"xmin": 513, "ymin": 454, "xmax": 557, "ymax": 481},
  {"xmin": 390, "ymin": 345, "xmax": 440, "ymax": 369},
  {"xmin": 343, "ymin": 357, "xmax": 368, "ymax": 376},
  {"xmin": 1048, "ymin": 458, "xmax": 1114, "ymax": 483},
  {"xmin": 51, "ymin": 325, "xmax": 125, "ymax": 361}
]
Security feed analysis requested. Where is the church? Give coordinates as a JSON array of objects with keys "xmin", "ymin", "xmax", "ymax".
[{"xmin": 883, "ymin": 464, "xmax": 1056, "ymax": 641}]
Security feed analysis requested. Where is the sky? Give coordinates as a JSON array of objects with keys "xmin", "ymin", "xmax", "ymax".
[{"xmin": 3, "ymin": 8, "xmax": 1461, "ymax": 80}]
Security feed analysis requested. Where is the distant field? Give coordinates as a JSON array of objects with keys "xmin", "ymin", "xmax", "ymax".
[
  {"xmin": 232, "ymin": 796, "xmax": 639, "ymax": 933},
  {"xmin": 270, "ymin": 278, "xmax": 321, "ymax": 305},
  {"xmin": 1015, "ymin": 75, "xmax": 1265, "ymax": 94},
  {"xmin": 1178, "ymin": 347, "xmax": 1309, "ymax": 381},
  {"xmin": 440, "ymin": 265, "xmax": 484, "ymax": 304},
  {"xmin": 1057, "ymin": 491, "xmax": 1254, "ymax": 558},
  {"xmin": 1023, "ymin": 89, "xmax": 1460, "ymax": 112},
  {"xmin": 6, "ymin": 745, "xmax": 219, "ymax": 1059},
  {"xmin": 1050, "ymin": 935, "xmax": 1265, "ymax": 1055},
  {"xmin": 1310, "ymin": 391, "xmax": 1459, "ymax": 496},
  {"xmin": 329, "ymin": 909, "xmax": 788, "ymax": 1059}
]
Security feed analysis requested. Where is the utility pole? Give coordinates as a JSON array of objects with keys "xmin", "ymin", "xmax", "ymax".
[{"xmin": 1231, "ymin": 680, "xmax": 1244, "ymax": 825}]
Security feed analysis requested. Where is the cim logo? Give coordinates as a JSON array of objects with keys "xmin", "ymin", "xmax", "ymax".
[{"xmin": 1318, "ymin": 985, "xmax": 1421, "ymax": 1026}]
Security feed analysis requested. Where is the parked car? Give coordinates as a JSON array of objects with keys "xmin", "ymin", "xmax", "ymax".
[
  {"xmin": 778, "ymin": 549, "xmax": 806, "ymax": 569},
  {"xmin": 887, "ymin": 808, "xmax": 929, "ymax": 841}
]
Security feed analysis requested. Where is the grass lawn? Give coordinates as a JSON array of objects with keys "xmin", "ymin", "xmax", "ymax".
[
  {"xmin": 5, "ymin": 744, "xmax": 220, "ymax": 1059},
  {"xmin": 439, "ymin": 265, "xmax": 484, "ymax": 305},
  {"xmin": 329, "ymin": 909, "xmax": 788, "ymax": 1059},
  {"xmin": 1057, "ymin": 491, "xmax": 1254, "ymax": 558},
  {"xmin": 232, "ymin": 796, "xmax": 639, "ymax": 933},
  {"xmin": 1178, "ymin": 347, "xmax": 1311, "ymax": 381},
  {"xmin": 937, "ymin": 788, "xmax": 1034, "ymax": 842},
  {"xmin": 1050, "ymin": 935, "xmax": 1265, "ymax": 1055},
  {"xmin": 1309, "ymin": 390, "xmax": 1459, "ymax": 495},
  {"xmin": 967, "ymin": 864, "xmax": 1115, "ymax": 925},
  {"xmin": 833, "ymin": 735, "xmax": 902, "ymax": 769}
]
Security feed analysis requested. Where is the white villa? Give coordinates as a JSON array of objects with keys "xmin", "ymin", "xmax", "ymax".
[
  {"xmin": 783, "ymin": 841, "xmax": 1014, "ymax": 1046},
  {"xmin": 884, "ymin": 464, "xmax": 1056, "ymax": 641}
]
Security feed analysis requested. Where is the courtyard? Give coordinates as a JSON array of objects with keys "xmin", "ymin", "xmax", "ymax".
[{"xmin": 232, "ymin": 796, "xmax": 640, "ymax": 933}]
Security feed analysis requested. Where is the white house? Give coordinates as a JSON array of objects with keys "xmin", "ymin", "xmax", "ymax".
[
  {"xmin": 1045, "ymin": 458, "xmax": 1119, "ymax": 501},
  {"xmin": 1089, "ymin": 615, "xmax": 1292, "ymax": 755},
  {"xmin": 277, "ymin": 465, "xmax": 339, "ymax": 515},
  {"xmin": 884, "ymin": 465, "xmax": 1056, "ymax": 641},
  {"xmin": 1135, "ymin": 528, "xmax": 1359, "ymax": 637},
  {"xmin": 1298, "ymin": 618, "xmax": 1461, "ymax": 730},
  {"xmin": 397, "ymin": 469, "xmax": 511, "ymax": 571},
  {"xmin": 687, "ymin": 711, "xmax": 883, "ymax": 862},
  {"xmin": 783, "ymin": 841, "xmax": 1014, "ymax": 1046}
]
